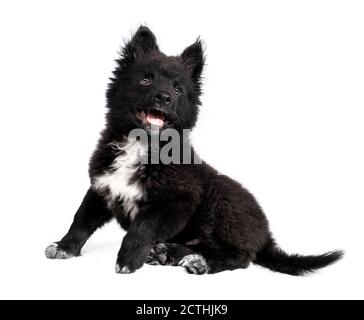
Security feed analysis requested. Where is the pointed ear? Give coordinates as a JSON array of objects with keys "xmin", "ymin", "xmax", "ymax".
[
  {"xmin": 181, "ymin": 39, "xmax": 205, "ymax": 82},
  {"xmin": 121, "ymin": 26, "xmax": 159, "ymax": 66}
]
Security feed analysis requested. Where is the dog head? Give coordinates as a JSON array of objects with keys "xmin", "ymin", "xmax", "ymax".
[{"xmin": 106, "ymin": 26, "xmax": 205, "ymax": 136}]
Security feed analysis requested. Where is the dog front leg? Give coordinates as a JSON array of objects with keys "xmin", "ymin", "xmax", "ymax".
[
  {"xmin": 115, "ymin": 200, "xmax": 195, "ymax": 274},
  {"xmin": 45, "ymin": 187, "xmax": 112, "ymax": 259}
]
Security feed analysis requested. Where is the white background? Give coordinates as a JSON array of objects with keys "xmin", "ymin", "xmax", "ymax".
[{"xmin": 0, "ymin": 0, "xmax": 363, "ymax": 300}]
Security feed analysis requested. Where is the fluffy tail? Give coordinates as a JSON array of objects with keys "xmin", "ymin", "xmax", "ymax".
[{"xmin": 254, "ymin": 239, "xmax": 344, "ymax": 276}]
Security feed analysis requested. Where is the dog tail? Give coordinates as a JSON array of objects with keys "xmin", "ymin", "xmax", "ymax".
[{"xmin": 254, "ymin": 239, "xmax": 344, "ymax": 276}]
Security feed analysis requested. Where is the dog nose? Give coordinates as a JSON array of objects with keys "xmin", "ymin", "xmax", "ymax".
[{"xmin": 155, "ymin": 92, "xmax": 171, "ymax": 106}]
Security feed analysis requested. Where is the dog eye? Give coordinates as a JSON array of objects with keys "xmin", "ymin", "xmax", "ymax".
[
  {"xmin": 140, "ymin": 77, "xmax": 152, "ymax": 86},
  {"xmin": 175, "ymin": 86, "xmax": 183, "ymax": 95}
]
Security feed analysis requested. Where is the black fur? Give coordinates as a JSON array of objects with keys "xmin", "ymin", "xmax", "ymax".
[{"xmin": 46, "ymin": 26, "xmax": 343, "ymax": 275}]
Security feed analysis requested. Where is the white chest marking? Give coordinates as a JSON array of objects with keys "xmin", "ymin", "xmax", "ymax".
[{"xmin": 93, "ymin": 140, "xmax": 146, "ymax": 220}]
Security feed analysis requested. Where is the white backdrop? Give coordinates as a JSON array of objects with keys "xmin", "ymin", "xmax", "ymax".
[{"xmin": 0, "ymin": 0, "xmax": 363, "ymax": 300}]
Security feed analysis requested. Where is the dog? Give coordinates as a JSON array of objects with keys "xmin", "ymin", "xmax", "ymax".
[{"xmin": 45, "ymin": 26, "xmax": 343, "ymax": 275}]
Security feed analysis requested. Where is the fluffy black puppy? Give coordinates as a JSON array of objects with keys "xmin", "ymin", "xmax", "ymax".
[{"xmin": 46, "ymin": 26, "xmax": 343, "ymax": 275}]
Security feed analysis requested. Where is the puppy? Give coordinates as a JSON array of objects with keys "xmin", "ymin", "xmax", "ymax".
[{"xmin": 46, "ymin": 26, "xmax": 343, "ymax": 275}]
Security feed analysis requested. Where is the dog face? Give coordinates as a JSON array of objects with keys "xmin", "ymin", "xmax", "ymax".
[{"xmin": 106, "ymin": 26, "xmax": 205, "ymax": 135}]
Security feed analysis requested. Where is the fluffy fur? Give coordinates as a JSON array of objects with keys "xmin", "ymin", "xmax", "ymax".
[{"xmin": 45, "ymin": 26, "xmax": 343, "ymax": 275}]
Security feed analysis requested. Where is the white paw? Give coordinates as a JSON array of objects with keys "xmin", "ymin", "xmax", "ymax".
[
  {"xmin": 45, "ymin": 243, "xmax": 75, "ymax": 259},
  {"xmin": 178, "ymin": 254, "xmax": 210, "ymax": 275},
  {"xmin": 115, "ymin": 264, "xmax": 132, "ymax": 274}
]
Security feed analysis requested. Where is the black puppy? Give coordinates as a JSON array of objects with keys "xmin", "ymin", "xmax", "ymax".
[{"xmin": 46, "ymin": 26, "xmax": 343, "ymax": 275}]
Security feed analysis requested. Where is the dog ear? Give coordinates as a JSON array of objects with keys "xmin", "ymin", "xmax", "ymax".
[
  {"xmin": 121, "ymin": 26, "xmax": 159, "ymax": 66},
  {"xmin": 181, "ymin": 39, "xmax": 205, "ymax": 83}
]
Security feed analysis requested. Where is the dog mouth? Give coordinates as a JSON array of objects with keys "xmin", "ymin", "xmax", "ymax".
[{"xmin": 136, "ymin": 109, "xmax": 167, "ymax": 128}]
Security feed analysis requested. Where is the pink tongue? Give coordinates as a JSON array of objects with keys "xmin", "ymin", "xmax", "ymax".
[{"xmin": 146, "ymin": 114, "xmax": 164, "ymax": 127}]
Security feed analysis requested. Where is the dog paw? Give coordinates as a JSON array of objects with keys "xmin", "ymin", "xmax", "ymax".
[
  {"xmin": 146, "ymin": 243, "xmax": 169, "ymax": 265},
  {"xmin": 115, "ymin": 264, "xmax": 135, "ymax": 274},
  {"xmin": 146, "ymin": 243, "xmax": 183, "ymax": 266},
  {"xmin": 45, "ymin": 243, "xmax": 75, "ymax": 259},
  {"xmin": 178, "ymin": 254, "xmax": 210, "ymax": 275}
]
